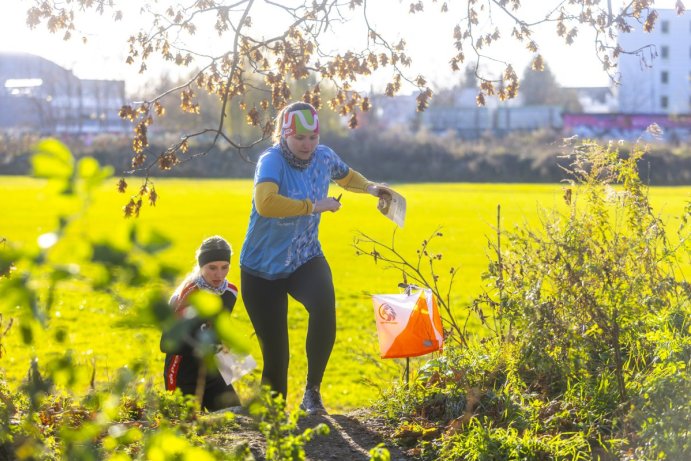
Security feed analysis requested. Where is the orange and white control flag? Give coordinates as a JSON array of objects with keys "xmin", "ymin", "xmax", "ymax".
[{"xmin": 371, "ymin": 288, "xmax": 444, "ymax": 359}]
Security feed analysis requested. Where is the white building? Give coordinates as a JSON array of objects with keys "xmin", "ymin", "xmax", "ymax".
[
  {"xmin": 617, "ymin": 9, "xmax": 690, "ymax": 114},
  {"xmin": 0, "ymin": 52, "xmax": 128, "ymax": 135}
]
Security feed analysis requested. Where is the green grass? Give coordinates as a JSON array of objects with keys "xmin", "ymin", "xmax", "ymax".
[{"xmin": 1, "ymin": 176, "xmax": 689, "ymax": 412}]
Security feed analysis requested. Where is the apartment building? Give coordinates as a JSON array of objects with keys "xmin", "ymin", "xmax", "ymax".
[{"xmin": 617, "ymin": 9, "xmax": 691, "ymax": 114}]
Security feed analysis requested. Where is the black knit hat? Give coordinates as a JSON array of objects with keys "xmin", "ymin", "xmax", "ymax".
[{"xmin": 197, "ymin": 236, "xmax": 232, "ymax": 267}]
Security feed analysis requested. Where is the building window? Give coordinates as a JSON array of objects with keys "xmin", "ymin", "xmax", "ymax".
[
  {"xmin": 660, "ymin": 45, "xmax": 669, "ymax": 59},
  {"xmin": 661, "ymin": 71, "xmax": 669, "ymax": 84},
  {"xmin": 661, "ymin": 20, "xmax": 669, "ymax": 33},
  {"xmin": 661, "ymin": 95, "xmax": 669, "ymax": 109}
]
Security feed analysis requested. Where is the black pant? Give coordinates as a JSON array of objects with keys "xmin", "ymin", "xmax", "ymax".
[
  {"xmin": 241, "ymin": 256, "xmax": 336, "ymax": 397},
  {"xmin": 163, "ymin": 355, "xmax": 241, "ymax": 411}
]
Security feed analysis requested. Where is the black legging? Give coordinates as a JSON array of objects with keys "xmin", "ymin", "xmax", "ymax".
[
  {"xmin": 241, "ymin": 256, "xmax": 336, "ymax": 397},
  {"xmin": 173, "ymin": 370, "xmax": 241, "ymax": 411}
]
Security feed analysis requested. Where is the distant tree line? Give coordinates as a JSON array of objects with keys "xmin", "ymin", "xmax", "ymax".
[{"xmin": 2, "ymin": 127, "xmax": 690, "ymax": 185}]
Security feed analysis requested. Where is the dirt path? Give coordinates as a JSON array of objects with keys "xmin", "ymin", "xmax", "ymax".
[{"xmin": 222, "ymin": 410, "xmax": 415, "ymax": 461}]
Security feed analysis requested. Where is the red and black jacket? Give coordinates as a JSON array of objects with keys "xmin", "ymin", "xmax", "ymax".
[{"xmin": 161, "ymin": 279, "xmax": 238, "ymax": 391}]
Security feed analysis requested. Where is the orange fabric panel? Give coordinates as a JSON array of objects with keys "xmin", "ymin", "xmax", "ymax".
[{"xmin": 372, "ymin": 289, "xmax": 444, "ymax": 359}]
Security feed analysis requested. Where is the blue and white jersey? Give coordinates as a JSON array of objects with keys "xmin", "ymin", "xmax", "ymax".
[{"xmin": 240, "ymin": 144, "xmax": 350, "ymax": 279}]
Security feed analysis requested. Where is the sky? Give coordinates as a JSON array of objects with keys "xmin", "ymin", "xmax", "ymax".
[{"xmin": 0, "ymin": 0, "xmax": 683, "ymax": 96}]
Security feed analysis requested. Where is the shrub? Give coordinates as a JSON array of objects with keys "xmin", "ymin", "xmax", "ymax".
[{"xmin": 364, "ymin": 138, "xmax": 690, "ymax": 459}]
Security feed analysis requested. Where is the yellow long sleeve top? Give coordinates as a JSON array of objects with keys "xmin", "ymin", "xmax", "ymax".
[{"xmin": 254, "ymin": 168, "xmax": 372, "ymax": 218}]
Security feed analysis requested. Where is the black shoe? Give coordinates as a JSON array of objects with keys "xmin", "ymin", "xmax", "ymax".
[{"xmin": 299, "ymin": 384, "xmax": 327, "ymax": 415}]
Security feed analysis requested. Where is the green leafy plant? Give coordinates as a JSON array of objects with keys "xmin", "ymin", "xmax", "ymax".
[
  {"xmin": 249, "ymin": 388, "xmax": 329, "ymax": 461},
  {"xmin": 368, "ymin": 442, "xmax": 391, "ymax": 461},
  {"xmin": 0, "ymin": 139, "xmax": 331, "ymax": 460}
]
